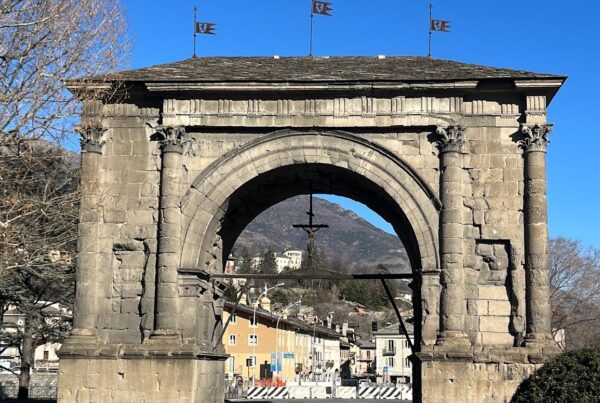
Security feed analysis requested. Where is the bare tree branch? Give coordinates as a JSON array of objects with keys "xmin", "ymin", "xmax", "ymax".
[{"xmin": 550, "ymin": 237, "xmax": 600, "ymax": 350}]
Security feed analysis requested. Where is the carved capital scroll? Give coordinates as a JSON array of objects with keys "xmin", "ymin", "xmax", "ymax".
[
  {"xmin": 157, "ymin": 126, "xmax": 187, "ymax": 154},
  {"xmin": 519, "ymin": 124, "xmax": 552, "ymax": 152},
  {"xmin": 77, "ymin": 125, "xmax": 108, "ymax": 154},
  {"xmin": 435, "ymin": 125, "xmax": 464, "ymax": 153}
]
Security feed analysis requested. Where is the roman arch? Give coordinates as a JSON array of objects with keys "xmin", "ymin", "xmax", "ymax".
[{"xmin": 59, "ymin": 56, "xmax": 566, "ymax": 402}]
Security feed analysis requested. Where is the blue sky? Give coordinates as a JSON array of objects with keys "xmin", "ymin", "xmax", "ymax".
[{"xmin": 122, "ymin": 0, "xmax": 600, "ymax": 247}]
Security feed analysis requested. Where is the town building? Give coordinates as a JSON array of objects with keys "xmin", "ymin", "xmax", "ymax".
[
  {"xmin": 222, "ymin": 301, "xmax": 342, "ymax": 384},
  {"xmin": 354, "ymin": 339, "xmax": 376, "ymax": 378},
  {"xmin": 274, "ymin": 253, "xmax": 291, "ymax": 273},
  {"xmin": 373, "ymin": 322, "xmax": 414, "ymax": 385},
  {"xmin": 249, "ymin": 250, "xmax": 304, "ymax": 273},
  {"xmin": 282, "ymin": 249, "xmax": 303, "ymax": 269}
]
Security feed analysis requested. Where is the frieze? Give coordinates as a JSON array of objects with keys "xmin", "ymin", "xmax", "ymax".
[{"xmin": 160, "ymin": 97, "xmax": 524, "ymax": 127}]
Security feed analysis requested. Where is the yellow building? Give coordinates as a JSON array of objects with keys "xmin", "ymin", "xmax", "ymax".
[{"xmin": 223, "ymin": 301, "xmax": 341, "ymax": 384}]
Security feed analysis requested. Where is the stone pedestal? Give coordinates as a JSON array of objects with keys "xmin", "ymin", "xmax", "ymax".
[
  {"xmin": 417, "ymin": 347, "xmax": 542, "ymax": 403},
  {"xmin": 57, "ymin": 347, "xmax": 226, "ymax": 403}
]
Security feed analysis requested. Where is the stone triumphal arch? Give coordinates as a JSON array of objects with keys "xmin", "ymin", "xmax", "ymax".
[{"xmin": 59, "ymin": 57, "xmax": 565, "ymax": 402}]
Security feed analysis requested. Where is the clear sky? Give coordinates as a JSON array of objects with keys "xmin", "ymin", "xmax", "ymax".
[{"xmin": 122, "ymin": 0, "xmax": 600, "ymax": 247}]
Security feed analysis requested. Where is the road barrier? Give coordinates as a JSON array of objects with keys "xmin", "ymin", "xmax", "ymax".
[
  {"xmin": 358, "ymin": 386, "xmax": 381, "ymax": 399},
  {"xmin": 247, "ymin": 386, "xmax": 289, "ymax": 399},
  {"xmin": 336, "ymin": 386, "xmax": 357, "ymax": 398},
  {"xmin": 378, "ymin": 386, "xmax": 403, "ymax": 399},
  {"xmin": 247, "ymin": 384, "xmax": 411, "ymax": 400}
]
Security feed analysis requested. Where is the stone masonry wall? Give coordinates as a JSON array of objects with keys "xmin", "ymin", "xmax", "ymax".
[
  {"xmin": 0, "ymin": 372, "xmax": 58, "ymax": 400},
  {"xmin": 83, "ymin": 91, "xmax": 532, "ymax": 354}
]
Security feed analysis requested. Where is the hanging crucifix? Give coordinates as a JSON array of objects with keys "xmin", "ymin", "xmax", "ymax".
[{"xmin": 293, "ymin": 192, "xmax": 329, "ymax": 272}]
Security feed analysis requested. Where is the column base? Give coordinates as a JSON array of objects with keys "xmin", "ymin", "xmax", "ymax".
[
  {"xmin": 435, "ymin": 330, "xmax": 472, "ymax": 347},
  {"xmin": 57, "ymin": 345, "xmax": 227, "ymax": 403},
  {"xmin": 523, "ymin": 333, "xmax": 561, "ymax": 355}
]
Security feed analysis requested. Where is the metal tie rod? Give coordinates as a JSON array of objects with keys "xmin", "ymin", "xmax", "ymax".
[{"xmin": 200, "ymin": 272, "xmax": 413, "ymax": 280}]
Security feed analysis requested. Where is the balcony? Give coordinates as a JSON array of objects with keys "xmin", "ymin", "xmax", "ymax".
[{"xmin": 382, "ymin": 347, "xmax": 396, "ymax": 356}]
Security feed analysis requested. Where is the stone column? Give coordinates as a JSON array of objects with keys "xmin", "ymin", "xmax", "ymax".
[
  {"xmin": 153, "ymin": 126, "xmax": 186, "ymax": 336},
  {"xmin": 435, "ymin": 125, "xmax": 470, "ymax": 346},
  {"xmin": 72, "ymin": 125, "xmax": 107, "ymax": 336},
  {"xmin": 519, "ymin": 124, "xmax": 554, "ymax": 345}
]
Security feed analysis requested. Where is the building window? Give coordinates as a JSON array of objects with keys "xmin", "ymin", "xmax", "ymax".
[
  {"xmin": 387, "ymin": 356, "xmax": 395, "ymax": 367},
  {"xmin": 227, "ymin": 356, "xmax": 235, "ymax": 372},
  {"xmin": 228, "ymin": 334, "xmax": 237, "ymax": 346},
  {"xmin": 249, "ymin": 334, "xmax": 258, "ymax": 346},
  {"xmin": 405, "ymin": 357, "xmax": 411, "ymax": 368},
  {"xmin": 404, "ymin": 339, "xmax": 409, "ymax": 349},
  {"xmin": 388, "ymin": 339, "xmax": 395, "ymax": 351},
  {"xmin": 249, "ymin": 316, "xmax": 257, "ymax": 327},
  {"xmin": 230, "ymin": 314, "xmax": 237, "ymax": 324},
  {"xmin": 366, "ymin": 350, "xmax": 371, "ymax": 360}
]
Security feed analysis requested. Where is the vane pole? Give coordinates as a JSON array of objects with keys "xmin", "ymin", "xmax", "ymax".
[
  {"xmin": 428, "ymin": 3, "xmax": 432, "ymax": 57},
  {"xmin": 309, "ymin": 2, "xmax": 314, "ymax": 56},
  {"xmin": 193, "ymin": 6, "xmax": 198, "ymax": 58}
]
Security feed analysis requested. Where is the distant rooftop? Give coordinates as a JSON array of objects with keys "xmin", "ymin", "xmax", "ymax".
[
  {"xmin": 373, "ymin": 321, "xmax": 414, "ymax": 336},
  {"xmin": 111, "ymin": 56, "xmax": 564, "ymax": 83}
]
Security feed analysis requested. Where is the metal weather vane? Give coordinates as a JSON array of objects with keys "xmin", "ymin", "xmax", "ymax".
[
  {"xmin": 428, "ymin": 3, "xmax": 451, "ymax": 57},
  {"xmin": 309, "ymin": 0, "xmax": 333, "ymax": 56},
  {"xmin": 193, "ymin": 6, "xmax": 217, "ymax": 58}
]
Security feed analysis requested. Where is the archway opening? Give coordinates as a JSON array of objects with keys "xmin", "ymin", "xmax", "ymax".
[
  {"xmin": 218, "ymin": 163, "xmax": 423, "ymax": 272},
  {"xmin": 215, "ymin": 162, "xmax": 422, "ymax": 389}
]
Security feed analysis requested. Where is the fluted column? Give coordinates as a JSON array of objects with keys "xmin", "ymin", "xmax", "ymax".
[
  {"xmin": 153, "ymin": 126, "xmax": 186, "ymax": 336},
  {"xmin": 435, "ymin": 125, "xmax": 470, "ymax": 346},
  {"xmin": 72, "ymin": 125, "xmax": 107, "ymax": 336},
  {"xmin": 519, "ymin": 124, "xmax": 553, "ymax": 345}
]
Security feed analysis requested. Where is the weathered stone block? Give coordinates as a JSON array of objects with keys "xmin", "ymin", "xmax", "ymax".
[
  {"xmin": 104, "ymin": 209, "xmax": 127, "ymax": 223},
  {"xmin": 479, "ymin": 285, "xmax": 508, "ymax": 301},
  {"xmin": 480, "ymin": 316, "xmax": 510, "ymax": 333},
  {"xmin": 488, "ymin": 300, "xmax": 511, "ymax": 316}
]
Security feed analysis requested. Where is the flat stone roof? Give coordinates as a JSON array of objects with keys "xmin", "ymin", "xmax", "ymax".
[{"xmin": 112, "ymin": 56, "xmax": 564, "ymax": 83}]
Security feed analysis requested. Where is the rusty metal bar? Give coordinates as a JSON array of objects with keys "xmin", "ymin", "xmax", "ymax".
[
  {"xmin": 197, "ymin": 272, "xmax": 413, "ymax": 280},
  {"xmin": 213, "ymin": 280, "xmax": 250, "ymax": 349},
  {"xmin": 380, "ymin": 278, "xmax": 415, "ymax": 353}
]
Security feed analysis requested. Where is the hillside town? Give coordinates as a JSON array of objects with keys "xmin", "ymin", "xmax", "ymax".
[{"xmin": 221, "ymin": 252, "xmax": 415, "ymax": 399}]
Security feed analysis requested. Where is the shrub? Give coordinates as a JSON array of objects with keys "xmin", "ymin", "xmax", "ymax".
[{"xmin": 511, "ymin": 344, "xmax": 600, "ymax": 403}]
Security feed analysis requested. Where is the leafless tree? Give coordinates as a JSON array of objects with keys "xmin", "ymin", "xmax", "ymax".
[
  {"xmin": 0, "ymin": 0, "xmax": 128, "ymax": 145},
  {"xmin": 0, "ymin": 141, "xmax": 78, "ymax": 398},
  {"xmin": 0, "ymin": 0, "xmax": 128, "ymax": 398},
  {"xmin": 549, "ymin": 237, "xmax": 600, "ymax": 350}
]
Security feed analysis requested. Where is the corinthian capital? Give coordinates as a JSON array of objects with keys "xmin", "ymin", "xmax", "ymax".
[
  {"xmin": 519, "ymin": 124, "xmax": 552, "ymax": 152},
  {"xmin": 77, "ymin": 125, "xmax": 108, "ymax": 154},
  {"xmin": 435, "ymin": 125, "xmax": 464, "ymax": 153},
  {"xmin": 157, "ymin": 126, "xmax": 187, "ymax": 154}
]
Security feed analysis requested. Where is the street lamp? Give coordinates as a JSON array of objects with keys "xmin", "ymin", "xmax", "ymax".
[
  {"xmin": 275, "ymin": 300, "xmax": 301, "ymax": 380},
  {"xmin": 251, "ymin": 283, "xmax": 284, "ymax": 386}
]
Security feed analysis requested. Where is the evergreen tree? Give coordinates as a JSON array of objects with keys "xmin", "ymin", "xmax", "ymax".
[
  {"xmin": 223, "ymin": 284, "xmax": 239, "ymax": 303},
  {"xmin": 259, "ymin": 248, "xmax": 278, "ymax": 274}
]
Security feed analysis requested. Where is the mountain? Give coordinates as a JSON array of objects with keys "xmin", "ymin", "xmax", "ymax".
[{"xmin": 233, "ymin": 196, "xmax": 410, "ymax": 273}]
